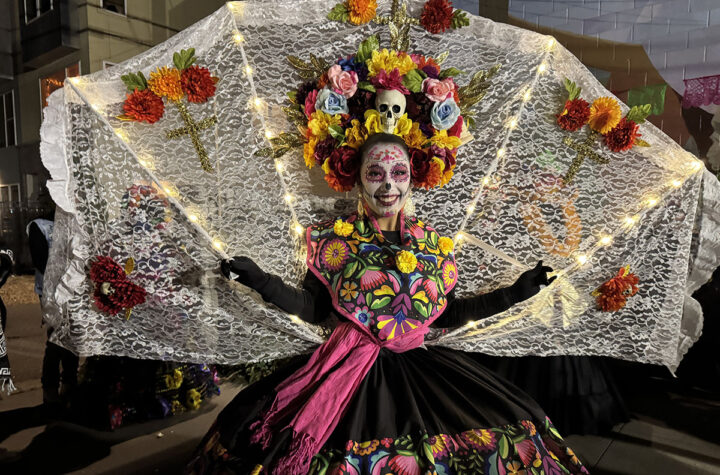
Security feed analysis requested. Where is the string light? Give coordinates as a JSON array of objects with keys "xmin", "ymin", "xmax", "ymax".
[
  {"xmin": 233, "ymin": 31, "xmax": 244, "ymax": 43},
  {"xmin": 624, "ymin": 215, "xmax": 639, "ymax": 227},
  {"xmin": 265, "ymin": 129, "xmax": 275, "ymax": 139},
  {"xmin": 293, "ymin": 223, "xmax": 304, "ymax": 235},
  {"xmin": 115, "ymin": 129, "xmax": 128, "ymax": 141},
  {"xmin": 645, "ymin": 196, "xmax": 658, "ymax": 207},
  {"xmin": 275, "ymin": 161, "xmax": 285, "ymax": 173},
  {"xmin": 522, "ymin": 90, "xmax": 532, "ymax": 102},
  {"xmin": 188, "ymin": 214, "xmax": 199, "ymax": 222},
  {"xmin": 252, "ymin": 97, "xmax": 264, "ymax": 110},
  {"xmin": 289, "ymin": 315, "xmax": 301, "ymax": 324},
  {"xmin": 538, "ymin": 62, "xmax": 547, "ymax": 74},
  {"xmin": 212, "ymin": 240, "xmax": 224, "ymax": 250},
  {"xmin": 466, "ymin": 204, "xmax": 475, "ymax": 214},
  {"xmin": 69, "ymin": 77, "xmax": 80, "ymax": 84},
  {"xmin": 690, "ymin": 161, "xmax": 703, "ymax": 172},
  {"xmin": 599, "ymin": 235, "xmax": 613, "ymax": 246},
  {"xmin": 455, "ymin": 232, "xmax": 465, "ymax": 242},
  {"xmin": 546, "ymin": 37, "xmax": 556, "ymax": 50},
  {"xmin": 161, "ymin": 183, "xmax": 179, "ymax": 198},
  {"xmin": 670, "ymin": 179, "xmax": 683, "ymax": 188},
  {"xmin": 482, "ymin": 176, "xmax": 491, "ymax": 185},
  {"xmin": 244, "ymin": 65, "xmax": 254, "ymax": 76},
  {"xmin": 575, "ymin": 254, "xmax": 588, "ymax": 265},
  {"xmin": 507, "ymin": 117, "xmax": 518, "ymax": 129},
  {"xmin": 496, "ymin": 148, "xmax": 506, "ymax": 157},
  {"xmin": 284, "ymin": 193, "xmax": 294, "ymax": 203}
]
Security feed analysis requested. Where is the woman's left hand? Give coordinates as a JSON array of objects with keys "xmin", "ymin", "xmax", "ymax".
[{"xmin": 509, "ymin": 260, "xmax": 556, "ymax": 302}]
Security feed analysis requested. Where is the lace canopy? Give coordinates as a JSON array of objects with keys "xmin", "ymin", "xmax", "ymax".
[{"xmin": 40, "ymin": 1, "xmax": 720, "ymax": 371}]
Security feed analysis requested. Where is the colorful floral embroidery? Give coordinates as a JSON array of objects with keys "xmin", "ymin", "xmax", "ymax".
[
  {"xmin": 307, "ymin": 213, "xmax": 457, "ymax": 340},
  {"xmin": 306, "ymin": 418, "xmax": 588, "ymax": 475}
]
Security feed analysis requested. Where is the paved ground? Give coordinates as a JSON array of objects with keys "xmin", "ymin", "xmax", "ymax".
[{"xmin": 2, "ymin": 275, "xmax": 720, "ymax": 474}]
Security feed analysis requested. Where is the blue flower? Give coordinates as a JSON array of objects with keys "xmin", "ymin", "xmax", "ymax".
[
  {"xmin": 338, "ymin": 56, "xmax": 357, "ymax": 72},
  {"xmin": 315, "ymin": 88, "xmax": 349, "ymax": 116},
  {"xmin": 430, "ymin": 98, "xmax": 461, "ymax": 130}
]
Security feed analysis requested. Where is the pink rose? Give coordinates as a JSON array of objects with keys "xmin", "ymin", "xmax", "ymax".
[
  {"xmin": 327, "ymin": 64, "xmax": 358, "ymax": 98},
  {"xmin": 304, "ymin": 89, "xmax": 318, "ymax": 118},
  {"xmin": 422, "ymin": 77, "xmax": 454, "ymax": 102}
]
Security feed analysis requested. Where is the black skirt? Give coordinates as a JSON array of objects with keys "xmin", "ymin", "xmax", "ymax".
[{"xmin": 186, "ymin": 346, "xmax": 588, "ymax": 474}]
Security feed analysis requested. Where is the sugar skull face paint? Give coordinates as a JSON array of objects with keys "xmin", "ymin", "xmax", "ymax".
[{"xmin": 360, "ymin": 142, "xmax": 411, "ymax": 217}]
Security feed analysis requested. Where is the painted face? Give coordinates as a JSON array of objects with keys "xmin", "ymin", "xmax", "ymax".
[{"xmin": 360, "ymin": 142, "xmax": 411, "ymax": 217}]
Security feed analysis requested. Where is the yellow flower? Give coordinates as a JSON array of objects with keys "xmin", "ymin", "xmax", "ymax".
[
  {"xmin": 440, "ymin": 165, "xmax": 454, "ymax": 186},
  {"xmin": 148, "ymin": 66, "xmax": 183, "ymax": 101},
  {"xmin": 164, "ymin": 368, "xmax": 183, "ymax": 389},
  {"xmin": 367, "ymin": 49, "xmax": 417, "ymax": 78},
  {"xmin": 588, "ymin": 96, "xmax": 622, "ymax": 134},
  {"xmin": 186, "ymin": 388, "xmax": 202, "ymax": 410},
  {"xmin": 394, "ymin": 114, "xmax": 412, "ymax": 136},
  {"xmin": 353, "ymin": 439, "xmax": 379, "ymax": 455},
  {"xmin": 345, "ymin": 119, "xmax": 368, "ymax": 149},
  {"xmin": 347, "ymin": 0, "xmax": 377, "ymax": 25},
  {"xmin": 438, "ymin": 236, "xmax": 454, "ymax": 255},
  {"xmin": 303, "ymin": 136, "xmax": 318, "ymax": 169},
  {"xmin": 334, "ymin": 219, "xmax": 354, "ymax": 237},
  {"xmin": 321, "ymin": 157, "xmax": 331, "ymax": 174},
  {"xmin": 403, "ymin": 122, "xmax": 426, "ymax": 149},
  {"xmin": 442, "ymin": 262, "xmax": 457, "ymax": 286},
  {"xmin": 308, "ymin": 110, "xmax": 341, "ymax": 140},
  {"xmin": 430, "ymin": 129, "xmax": 462, "ymax": 150},
  {"xmin": 396, "ymin": 250, "xmax": 417, "ymax": 273},
  {"xmin": 340, "ymin": 281, "xmax": 359, "ymax": 301},
  {"xmin": 364, "ymin": 109, "xmax": 384, "ymax": 134}
]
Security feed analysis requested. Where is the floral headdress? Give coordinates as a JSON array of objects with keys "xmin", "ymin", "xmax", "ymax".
[{"xmin": 259, "ymin": 3, "xmax": 499, "ymax": 193}]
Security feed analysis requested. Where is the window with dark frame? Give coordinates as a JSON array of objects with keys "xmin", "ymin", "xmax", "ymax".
[
  {"xmin": 1, "ymin": 92, "xmax": 17, "ymax": 149},
  {"xmin": 101, "ymin": 0, "xmax": 126, "ymax": 15},
  {"xmin": 40, "ymin": 62, "xmax": 80, "ymax": 110},
  {"xmin": 24, "ymin": 0, "xmax": 53, "ymax": 24}
]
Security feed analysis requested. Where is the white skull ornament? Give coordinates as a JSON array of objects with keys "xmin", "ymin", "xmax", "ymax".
[{"xmin": 375, "ymin": 89, "xmax": 406, "ymax": 134}]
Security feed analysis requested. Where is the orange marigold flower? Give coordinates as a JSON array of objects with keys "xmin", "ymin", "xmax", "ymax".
[
  {"xmin": 347, "ymin": 0, "xmax": 377, "ymax": 25},
  {"xmin": 595, "ymin": 266, "xmax": 639, "ymax": 312},
  {"xmin": 587, "ymin": 96, "xmax": 622, "ymax": 134},
  {"xmin": 148, "ymin": 66, "xmax": 184, "ymax": 102},
  {"xmin": 417, "ymin": 156, "xmax": 445, "ymax": 189}
]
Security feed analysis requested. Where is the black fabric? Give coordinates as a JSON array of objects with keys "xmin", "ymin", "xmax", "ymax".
[
  {"xmin": 0, "ymin": 252, "xmax": 12, "ymax": 331},
  {"xmin": 481, "ymin": 354, "xmax": 629, "ymax": 435},
  {"xmin": 206, "ymin": 347, "xmax": 548, "ymax": 471},
  {"xmin": 41, "ymin": 328, "xmax": 79, "ymax": 399},
  {"xmin": 28, "ymin": 222, "xmax": 49, "ymax": 274}
]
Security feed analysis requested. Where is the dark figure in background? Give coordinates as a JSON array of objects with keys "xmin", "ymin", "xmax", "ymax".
[
  {"xmin": 0, "ymin": 247, "xmax": 13, "ymax": 330},
  {"xmin": 28, "ymin": 217, "xmax": 79, "ymax": 410},
  {"xmin": 0, "ymin": 246, "xmax": 14, "ymax": 393}
]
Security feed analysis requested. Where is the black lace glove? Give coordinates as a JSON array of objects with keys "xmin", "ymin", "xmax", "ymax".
[
  {"xmin": 508, "ymin": 260, "xmax": 556, "ymax": 302},
  {"xmin": 220, "ymin": 256, "xmax": 270, "ymax": 290}
]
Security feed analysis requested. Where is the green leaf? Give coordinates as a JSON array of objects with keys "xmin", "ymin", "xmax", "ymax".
[
  {"xmin": 327, "ymin": 2, "xmax": 349, "ymax": 22},
  {"xmin": 451, "ymin": 9, "xmax": 470, "ymax": 29},
  {"xmin": 428, "ymin": 231, "xmax": 438, "ymax": 247},
  {"xmin": 358, "ymin": 81, "xmax": 376, "ymax": 93},
  {"xmin": 173, "ymin": 48, "xmax": 196, "ymax": 70},
  {"xmin": 172, "ymin": 52, "xmax": 182, "ymax": 70},
  {"xmin": 356, "ymin": 35, "xmax": 379, "ymax": 63},
  {"xmin": 402, "ymin": 68, "xmax": 424, "ymax": 93},
  {"xmin": 563, "ymin": 78, "xmax": 582, "ymax": 101},
  {"xmin": 438, "ymin": 67, "xmax": 465, "ymax": 80},
  {"xmin": 371, "ymin": 296, "xmax": 391, "ymax": 310},
  {"xmin": 435, "ymin": 51, "xmax": 449, "ymax": 65},
  {"xmin": 366, "ymin": 292, "xmax": 373, "ymax": 307},
  {"xmin": 423, "ymin": 441, "xmax": 435, "ymax": 465},
  {"xmin": 287, "ymin": 91, "xmax": 298, "ymax": 104},
  {"xmin": 343, "ymin": 261, "xmax": 358, "ymax": 278},
  {"xmin": 396, "ymin": 450, "xmax": 415, "ymax": 457},
  {"xmin": 120, "ymin": 72, "xmax": 147, "ymax": 92},
  {"xmin": 498, "ymin": 435, "xmax": 509, "ymax": 459},
  {"xmin": 328, "ymin": 125, "xmax": 345, "ymax": 141},
  {"xmin": 626, "ymin": 104, "xmax": 652, "ymax": 124},
  {"xmin": 635, "ymin": 138, "xmax": 651, "ymax": 147},
  {"xmin": 413, "ymin": 300, "xmax": 429, "ymax": 318}
]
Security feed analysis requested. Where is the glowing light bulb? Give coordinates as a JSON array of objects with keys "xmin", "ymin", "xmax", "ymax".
[
  {"xmin": 188, "ymin": 214, "xmax": 198, "ymax": 222},
  {"xmin": 252, "ymin": 97, "xmax": 264, "ymax": 109},
  {"xmin": 523, "ymin": 90, "xmax": 532, "ymax": 102},
  {"xmin": 538, "ymin": 63, "xmax": 547, "ymax": 73},
  {"xmin": 233, "ymin": 32, "xmax": 244, "ymax": 43},
  {"xmin": 546, "ymin": 38, "xmax": 556, "ymax": 49},
  {"xmin": 599, "ymin": 235, "xmax": 612, "ymax": 246},
  {"xmin": 645, "ymin": 197, "xmax": 658, "ymax": 207},
  {"xmin": 575, "ymin": 254, "xmax": 588, "ymax": 265},
  {"xmin": 467, "ymin": 204, "xmax": 475, "ymax": 214},
  {"xmin": 275, "ymin": 161, "xmax": 285, "ymax": 173},
  {"xmin": 455, "ymin": 232, "xmax": 465, "ymax": 242},
  {"xmin": 69, "ymin": 77, "xmax": 80, "ymax": 85},
  {"xmin": 671, "ymin": 179, "xmax": 683, "ymax": 188},
  {"xmin": 690, "ymin": 161, "xmax": 703, "ymax": 171},
  {"xmin": 265, "ymin": 129, "xmax": 275, "ymax": 139},
  {"xmin": 294, "ymin": 223, "xmax": 303, "ymax": 235},
  {"xmin": 624, "ymin": 215, "xmax": 638, "ymax": 227},
  {"xmin": 284, "ymin": 194, "xmax": 293, "ymax": 203},
  {"xmin": 115, "ymin": 129, "xmax": 128, "ymax": 141},
  {"xmin": 497, "ymin": 148, "xmax": 506, "ymax": 157},
  {"xmin": 213, "ymin": 240, "xmax": 224, "ymax": 250},
  {"xmin": 482, "ymin": 176, "xmax": 491, "ymax": 185},
  {"xmin": 244, "ymin": 65, "xmax": 253, "ymax": 76},
  {"xmin": 289, "ymin": 315, "xmax": 301, "ymax": 324},
  {"xmin": 507, "ymin": 117, "xmax": 518, "ymax": 129}
]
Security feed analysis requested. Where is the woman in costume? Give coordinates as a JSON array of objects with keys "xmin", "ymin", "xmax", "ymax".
[{"xmin": 187, "ymin": 131, "xmax": 588, "ymax": 473}]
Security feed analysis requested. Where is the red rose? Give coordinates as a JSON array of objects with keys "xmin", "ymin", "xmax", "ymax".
[
  {"xmin": 123, "ymin": 88, "xmax": 165, "ymax": 123},
  {"xmin": 325, "ymin": 146, "xmax": 360, "ymax": 191},
  {"xmin": 604, "ymin": 117, "xmax": 640, "ymax": 152},
  {"xmin": 447, "ymin": 116, "xmax": 463, "ymax": 137},
  {"xmin": 428, "ymin": 144, "xmax": 455, "ymax": 171},
  {"xmin": 409, "ymin": 148, "xmax": 431, "ymax": 185},
  {"xmin": 420, "ymin": 0, "xmax": 454, "ymax": 34},
  {"xmin": 180, "ymin": 65, "xmax": 217, "ymax": 103},
  {"xmin": 556, "ymin": 98, "xmax": 590, "ymax": 131},
  {"xmin": 90, "ymin": 256, "xmax": 126, "ymax": 283},
  {"xmin": 314, "ymin": 138, "xmax": 336, "ymax": 166}
]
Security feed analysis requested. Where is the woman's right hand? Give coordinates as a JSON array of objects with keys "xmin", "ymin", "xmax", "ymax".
[{"xmin": 220, "ymin": 257, "xmax": 267, "ymax": 287}]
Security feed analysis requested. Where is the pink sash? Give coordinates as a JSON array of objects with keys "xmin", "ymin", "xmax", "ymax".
[{"xmin": 250, "ymin": 321, "xmax": 427, "ymax": 474}]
